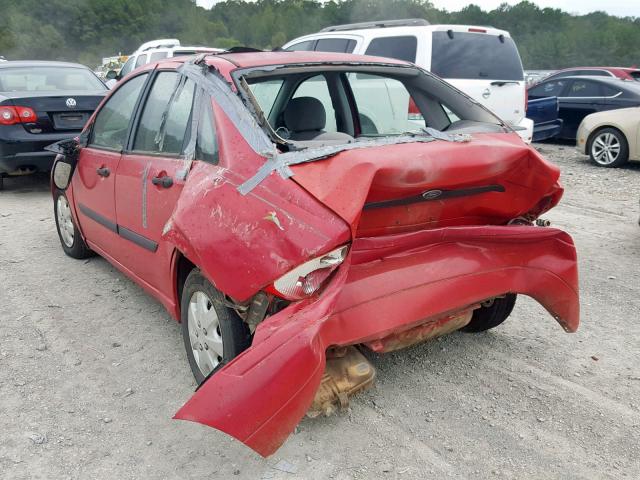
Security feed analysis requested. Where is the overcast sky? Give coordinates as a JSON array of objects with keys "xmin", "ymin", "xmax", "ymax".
[{"xmin": 196, "ymin": 0, "xmax": 639, "ymax": 17}]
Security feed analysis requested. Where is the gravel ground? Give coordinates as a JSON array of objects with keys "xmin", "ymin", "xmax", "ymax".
[{"xmin": 1, "ymin": 143, "xmax": 639, "ymax": 480}]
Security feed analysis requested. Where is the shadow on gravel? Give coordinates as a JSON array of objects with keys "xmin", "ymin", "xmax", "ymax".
[{"xmin": 1, "ymin": 172, "xmax": 50, "ymax": 193}]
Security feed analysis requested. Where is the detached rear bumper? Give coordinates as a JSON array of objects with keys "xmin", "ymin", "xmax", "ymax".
[{"xmin": 175, "ymin": 225, "xmax": 579, "ymax": 456}]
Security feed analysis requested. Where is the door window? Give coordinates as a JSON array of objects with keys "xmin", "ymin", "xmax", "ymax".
[
  {"xmin": 529, "ymin": 80, "xmax": 566, "ymax": 98},
  {"xmin": 286, "ymin": 41, "xmax": 315, "ymax": 51},
  {"xmin": 119, "ymin": 56, "xmax": 136, "ymax": 77},
  {"xmin": 566, "ymin": 80, "xmax": 602, "ymax": 97},
  {"xmin": 134, "ymin": 54, "xmax": 148, "ymax": 68},
  {"xmin": 89, "ymin": 73, "xmax": 148, "ymax": 150},
  {"xmin": 149, "ymin": 51, "xmax": 168, "ymax": 63},
  {"xmin": 133, "ymin": 71, "xmax": 196, "ymax": 155},
  {"xmin": 315, "ymin": 38, "xmax": 356, "ymax": 53},
  {"xmin": 365, "ymin": 36, "xmax": 417, "ymax": 63},
  {"xmin": 196, "ymin": 99, "xmax": 218, "ymax": 164}
]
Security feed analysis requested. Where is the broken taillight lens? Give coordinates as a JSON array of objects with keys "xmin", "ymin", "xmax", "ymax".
[{"xmin": 272, "ymin": 245, "xmax": 349, "ymax": 300}]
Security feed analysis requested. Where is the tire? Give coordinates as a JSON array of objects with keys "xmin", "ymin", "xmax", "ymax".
[
  {"xmin": 53, "ymin": 189, "xmax": 93, "ymax": 259},
  {"xmin": 588, "ymin": 128, "xmax": 629, "ymax": 168},
  {"xmin": 461, "ymin": 294, "xmax": 517, "ymax": 333},
  {"xmin": 181, "ymin": 269, "xmax": 250, "ymax": 385}
]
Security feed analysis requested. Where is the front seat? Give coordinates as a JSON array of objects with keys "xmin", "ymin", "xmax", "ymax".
[{"xmin": 283, "ymin": 97, "xmax": 353, "ymax": 142}]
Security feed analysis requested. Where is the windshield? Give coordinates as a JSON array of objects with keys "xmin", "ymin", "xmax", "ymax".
[
  {"xmin": 431, "ymin": 32, "xmax": 524, "ymax": 81},
  {"xmin": 242, "ymin": 64, "xmax": 503, "ymax": 145},
  {"xmin": 0, "ymin": 66, "xmax": 106, "ymax": 92}
]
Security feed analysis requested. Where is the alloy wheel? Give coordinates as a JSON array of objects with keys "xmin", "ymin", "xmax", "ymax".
[{"xmin": 591, "ymin": 132, "xmax": 621, "ymax": 165}]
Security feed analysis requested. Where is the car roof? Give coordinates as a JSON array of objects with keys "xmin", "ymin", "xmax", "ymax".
[
  {"xmin": 0, "ymin": 60, "xmax": 91, "ymax": 70},
  {"xmin": 201, "ymin": 51, "xmax": 411, "ymax": 69},
  {"xmin": 555, "ymin": 66, "xmax": 639, "ymax": 72},
  {"xmin": 543, "ymin": 75, "xmax": 627, "ymax": 84}
]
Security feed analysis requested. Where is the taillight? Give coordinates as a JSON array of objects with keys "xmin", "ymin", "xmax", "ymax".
[
  {"xmin": 0, "ymin": 106, "xmax": 37, "ymax": 125},
  {"xmin": 468, "ymin": 28, "xmax": 487, "ymax": 33},
  {"xmin": 408, "ymin": 98, "xmax": 423, "ymax": 121},
  {"xmin": 271, "ymin": 245, "xmax": 349, "ymax": 300}
]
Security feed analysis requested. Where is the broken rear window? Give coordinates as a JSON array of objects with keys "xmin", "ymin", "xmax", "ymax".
[{"xmin": 239, "ymin": 64, "xmax": 504, "ymax": 145}]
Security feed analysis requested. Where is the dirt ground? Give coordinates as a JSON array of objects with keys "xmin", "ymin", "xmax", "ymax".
[{"xmin": 1, "ymin": 143, "xmax": 639, "ymax": 480}]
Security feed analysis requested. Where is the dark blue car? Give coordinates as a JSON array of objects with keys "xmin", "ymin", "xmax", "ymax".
[
  {"xmin": 527, "ymin": 76, "xmax": 640, "ymax": 140},
  {"xmin": 0, "ymin": 61, "xmax": 107, "ymax": 189}
]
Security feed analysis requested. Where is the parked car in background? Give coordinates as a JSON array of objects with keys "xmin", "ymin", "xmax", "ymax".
[
  {"xmin": 528, "ymin": 76, "xmax": 640, "ymax": 140},
  {"xmin": 283, "ymin": 19, "xmax": 534, "ymax": 143},
  {"xmin": 50, "ymin": 51, "xmax": 578, "ymax": 457},
  {"xmin": 525, "ymin": 70, "xmax": 554, "ymax": 85},
  {"xmin": 0, "ymin": 61, "xmax": 107, "ymax": 189},
  {"xmin": 112, "ymin": 39, "xmax": 223, "ymax": 82},
  {"xmin": 577, "ymin": 107, "xmax": 640, "ymax": 167},
  {"xmin": 543, "ymin": 67, "xmax": 640, "ymax": 83},
  {"xmin": 527, "ymin": 96, "xmax": 563, "ymax": 141}
]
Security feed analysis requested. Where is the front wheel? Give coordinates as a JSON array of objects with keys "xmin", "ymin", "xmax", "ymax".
[
  {"xmin": 54, "ymin": 190, "xmax": 93, "ymax": 259},
  {"xmin": 181, "ymin": 269, "xmax": 250, "ymax": 385},
  {"xmin": 589, "ymin": 128, "xmax": 629, "ymax": 168},
  {"xmin": 462, "ymin": 294, "xmax": 517, "ymax": 333}
]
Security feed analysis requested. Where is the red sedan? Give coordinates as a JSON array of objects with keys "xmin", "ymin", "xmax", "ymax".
[{"xmin": 50, "ymin": 51, "xmax": 579, "ymax": 456}]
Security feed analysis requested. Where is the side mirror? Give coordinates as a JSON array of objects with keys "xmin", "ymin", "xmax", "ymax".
[
  {"xmin": 46, "ymin": 138, "xmax": 81, "ymax": 191},
  {"xmin": 105, "ymin": 70, "xmax": 118, "ymax": 80},
  {"xmin": 52, "ymin": 155, "xmax": 73, "ymax": 190}
]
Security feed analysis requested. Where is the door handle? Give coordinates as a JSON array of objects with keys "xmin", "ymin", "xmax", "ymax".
[
  {"xmin": 151, "ymin": 175, "xmax": 173, "ymax": 188},
  {"xmin": 96, "ymin": 167, "xmax": 110, "ymax": 177}
]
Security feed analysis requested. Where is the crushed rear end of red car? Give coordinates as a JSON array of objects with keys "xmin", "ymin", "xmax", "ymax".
[{"xmin": 174, "ymin": 111, "xmax": 579, "ymax": 455}]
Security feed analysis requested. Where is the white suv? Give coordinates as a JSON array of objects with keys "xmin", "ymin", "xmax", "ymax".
[
  {"xmin": 283, "ymin": 19, "xmax": 533, "ymax": 143},
  {"xmin": 115, "ymin": 39, "xmax": 223, "ymax": 80}
]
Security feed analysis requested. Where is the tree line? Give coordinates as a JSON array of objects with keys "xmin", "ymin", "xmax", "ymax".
[{"xmin": 1, "ymin": 0, "xmax": 638, "ymax": 69}]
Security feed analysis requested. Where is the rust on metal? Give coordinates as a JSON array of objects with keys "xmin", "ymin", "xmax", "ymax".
[
  {"xmin": 364, "ymin": 310, "xmax": 474, "ymax": 353},
  {"xmin": 307, "ymin": 346, "xmax": 376, "ymax": 418}
]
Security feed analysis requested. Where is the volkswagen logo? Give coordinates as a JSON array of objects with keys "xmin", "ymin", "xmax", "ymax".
[
  {"xmin": 65, "ymin": 98, "xmax": 77, "ymax": 108},
  {"xmin": 422, "ymin": 189, "xmax": 443, "ymax": 200},
  {"xmin": 482, "ymin": 88, "xmax": 491, "ymax": 99}
]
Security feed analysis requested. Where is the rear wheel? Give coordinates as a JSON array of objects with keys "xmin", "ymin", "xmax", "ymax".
[
  {"xmin": 54, "ymin": 190, "xmax": 93, "ymax": 259},
  {"xmin": 462, "ymin": 294, "xmax": 517, "ymax": 333},
  {"xmin": 181, "ymin": 269, "xmax": 250, "ymax": 385},
  {"xmin": 589, "ymin": 128, "xmax": 629, "ymax": 168}
]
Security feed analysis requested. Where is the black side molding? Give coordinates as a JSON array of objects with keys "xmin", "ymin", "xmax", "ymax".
[
  {"xmin": 118, "ymin": 226, "xmax": 158, "ymax": 252},
  {"xmin": 78, "ymin": 203, "xmax": 117, "ymax": 232},
  {"xmin": 78, "ymin": 203, "xmax": 158, "ymax": 252},
  {"xmin": 363, "ymin": 184, "xmax": 506, "ymax": 210}
]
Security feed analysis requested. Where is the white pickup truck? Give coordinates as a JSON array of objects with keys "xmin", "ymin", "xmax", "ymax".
[{"xmin": 283, "ymin": 19, "xmax": 534, "ymax": 143}]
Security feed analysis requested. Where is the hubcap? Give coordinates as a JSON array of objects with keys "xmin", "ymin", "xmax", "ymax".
[
  {"xmin": 592, "ymin": 132, "xmax": 621, "ymax": 165},
  {"xmin": 187, "ymin": 291, "xmax": 223, "ymax": 377},
  {"xmin": 56, "ymin": 195, "xmax": 74, "ymax": 248}
]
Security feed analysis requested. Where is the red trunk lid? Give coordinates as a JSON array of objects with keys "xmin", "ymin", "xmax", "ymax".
[{"xmin": 289, "ymin": 133, "xmax": 561, "ymax": 236}]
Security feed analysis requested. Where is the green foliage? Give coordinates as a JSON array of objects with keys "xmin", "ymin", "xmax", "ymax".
[{"xmin": 0, "ymin": 0, "xmax": 638, "ymax": 69}]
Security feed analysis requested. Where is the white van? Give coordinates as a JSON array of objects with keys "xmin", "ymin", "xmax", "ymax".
[
  {"xmin": 283, "ymin": 19, "xmax": 533, "ymax": 143},
  {"xmin": 115, "ymin": 39, "xmax": 223, "ymax": 80}
]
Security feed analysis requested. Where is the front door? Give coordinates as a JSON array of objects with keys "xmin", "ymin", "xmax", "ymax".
[
  {"xmin": 114, "ymin": 70, "xmax": 196, "ymax": 294},
  {"xmin": 73, "ymin": 73, "xmax": 149, "ymax": 251},
  {"xmin": 558, "ymin": 79, "xmax": 604, "ymax": 139}
]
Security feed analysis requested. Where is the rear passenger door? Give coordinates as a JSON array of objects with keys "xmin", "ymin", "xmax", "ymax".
[{"xmin": 113, "ymin": 70, "xmax": 196, "ymax": 293}]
